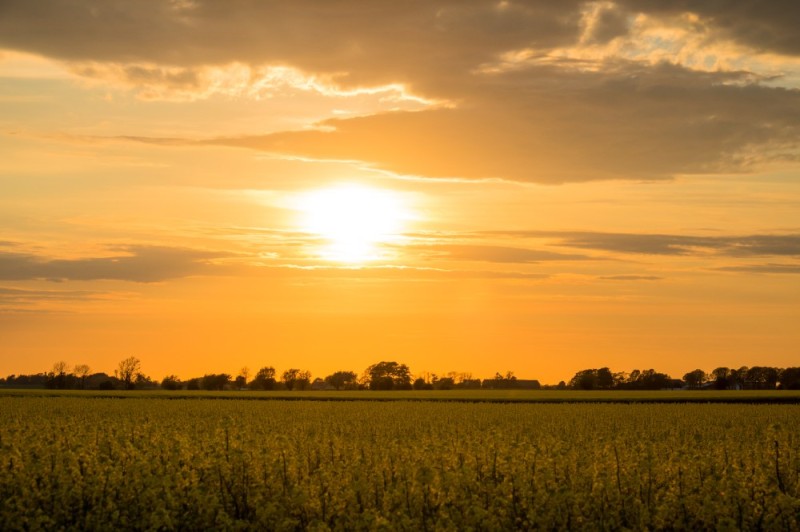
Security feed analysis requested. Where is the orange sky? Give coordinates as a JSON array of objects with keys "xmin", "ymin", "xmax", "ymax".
[{"xmin": 1, "ymin": 1, "xmax": 799, "ymax": 384}]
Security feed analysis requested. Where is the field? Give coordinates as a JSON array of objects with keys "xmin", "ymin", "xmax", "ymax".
[
  {"xmin": 1, "ymin": 396, "xmax": 799, "ymax": 530},
  {"xmin": 4, "ymin": 388, "xmax": 800, "ymax": 403}
]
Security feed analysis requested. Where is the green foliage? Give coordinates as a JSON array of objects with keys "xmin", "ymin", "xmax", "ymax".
[{"xmin": 1, "ymin": 398, "xmax": 799, "ymax": 529}]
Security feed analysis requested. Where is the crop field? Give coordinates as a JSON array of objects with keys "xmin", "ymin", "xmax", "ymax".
[
  {"xmin": 4, "ymin": 388, "xmax": 800, "ymax": 403},
  {"xmin": 1, "ymin": 397, "xmax": 799, "ymax": 530}
]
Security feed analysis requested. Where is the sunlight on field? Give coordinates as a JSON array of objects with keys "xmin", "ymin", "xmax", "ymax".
[{"xmin": 1, "ymin": 397, "xmax": 798, "ymax": 529}]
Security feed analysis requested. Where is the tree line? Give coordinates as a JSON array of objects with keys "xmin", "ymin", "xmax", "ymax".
[
  {"xmin": 1, "ymin": 359, "xmax": 538, "ymax": 391},
  {"xmin": 2, "ymin": 358, "xmax": 799, "ymax": 391},
  {"xmin": 567, "ymin": 365, "xmax": 800, "ymax": 390}
]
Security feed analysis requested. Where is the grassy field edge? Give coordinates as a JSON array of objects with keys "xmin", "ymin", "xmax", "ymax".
[{"xmin": 2, "ymin": 388, "xmax": 800, "ymax": 403}]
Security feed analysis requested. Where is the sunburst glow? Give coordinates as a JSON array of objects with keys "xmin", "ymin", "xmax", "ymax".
[{"xmin": 296, "ymin": 184, "xmax": 411, "ymax": 263}]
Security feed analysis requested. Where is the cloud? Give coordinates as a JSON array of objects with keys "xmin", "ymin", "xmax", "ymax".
[
  {"xmin": 0, "ymin": 2, "xmax": 583, "ymax": 85},
  {"xmin": 722, "ymin": 235, "xmax": 800, "ymax": 257},
  {"xmin": 488, "ymin": 231, "xmax": 800, "ymax": 257},
  {"xmin": 67, "ymin": 62, "xmax": 424, "ymax": 103},
  {"xmin": 616, "ymin": 1, "xmax": 800, "ymax": 56},
  {"xmin": 210, "ymin": 61, "xmax": 800, "ymax": 182},
  {"xmin": 397, "ymin": 244, "xmax": 589, "ymax": 263},
  {"xmin": 253, "ymin": 265, "xmax": 549, "ymax": 281},
  {"xmin": 0, "ymin": 286, "xmax": 129, "ymax": 314},
  {"xmin": 0, "ymin": 286, "xmax": 102, "ymax": 298},
  {"xmin": 0, "ymin": 243, "xmax": 555, "ymax": 283},
  {"xmin": 580, "ymin": 2, "xmax": 630, "ymax": 45},
  {"xmin": 716, "ymin": 263, "xmax": 800, "ymax": 274},
  {"xmin": 599, "ymin": 275, "xmax": 662, "ymax": 281},
  {"xmin": 541, "ymin": 232, "xmax": 719, "ymax": 255},
  {"xmin": 0, "ymin": 246, "xmax": 229, "ymax": 283},
  {"xmin": 2, "ymin": 1, "xmax": 797, "ymax": 82},
  {"xmin": 2, "ymin": 1, "xmax": 799, "ymax": 183},
  {"xmin": 0, "ymin": 286, "xmax": 111, "ymax": 304}
]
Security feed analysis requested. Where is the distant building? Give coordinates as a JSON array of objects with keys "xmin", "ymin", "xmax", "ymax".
[
  {"xmin": 458, "ymin": 379, "xmax": 483, "ymax": 390},
  {"xmin": 514, "ymin": 379, "xmax": 542, "ymax": 390},
  {"xmin": 311, "ymin": 378, "xmax": 335, "ymax": 391}
]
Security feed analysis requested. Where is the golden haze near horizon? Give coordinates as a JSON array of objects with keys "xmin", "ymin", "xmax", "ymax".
[{"xmin": 0, "ymin": 1, "xmax": 799, "ymax": 384}]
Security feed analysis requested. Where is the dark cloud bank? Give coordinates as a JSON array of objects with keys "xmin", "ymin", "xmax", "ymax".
[{"xmin": 1, "ymin": 1, "xmax": 798, "ymax": 183}]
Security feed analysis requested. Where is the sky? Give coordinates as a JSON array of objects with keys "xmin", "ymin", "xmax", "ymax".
[{"xmin": 1, "ymin": 0, "xmax": 799, "ymax": 384}]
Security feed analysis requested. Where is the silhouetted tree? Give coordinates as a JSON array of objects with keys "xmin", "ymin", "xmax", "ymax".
[
  {"xmin": 364, "ymin": 361, "xmax": 412, "ymax": 390},
  {"xmin": 711, "ymin": 367, "xmax": 732, "ymax": 390},
  {"xmin": 747, "ymin": 366, "xmax": 780, "ymax": 389},
  {"xmin": 296, "ymin": 370, "xmax": 312, "ymax": 390},
  {"xmin": 683, "ymin": 369, "xmax": 706, "ymax": 389},
  {"xmin": 779, "ymin": 367, "xmax": 800, "ymax": 390},
  {"xmin": 570, "ymin": 369, "xmax": 598, "ymax": 390},
  {"xmin": 282, "ymin": 369, "xmax": 311, "ymax": 391},
  {"xmin": 433, "ymin": 376, "xmax": 455, "ymax": 390},
  {"xmin": 632, "ymin": 369, "xmax": 672, "ymax": 390},
  {"xmin": 459, "ymin": 378, "xmax": 483, "ymax": 389},
  {"xmin": 201, "ymin": 374, "xmax": 231, "ymax": 391},
  {"xmin": 47, "ymin": 361, "xmax": 70, "ymax": 389},
  {"xmin": 413, "ymin": 377, "xmax": 432, "ymax": 390},
  {"xmin": 570, "ymin": 367, "xmax": 673, "ymax": 390},
  {"xmin": 596, "ymin": 367, "xmax": 614, "ymax": 389},
  {"xmin": 731, "ymin": 366, "xmax": 748, "ymax": 390},
  {"xmin": 251, "ymin": 366, "xmax": 277, "ymax": 390},
  {"xmin": 135, "ymin": 373, "xmax": 156, "ymax": 389},
  {"xmin": 453, "ymin": 372, "xmax": 473, "ymax": 386},
  {"xmin": 233, "ymin": 367, "xmax": 250, "ymax": 389},
  {"xmin": 324, "ymin": 371, "xmax": 358, "ymax": 390},
  {"xmin": 74, "ymin": 364, "xmax": 91, "ymax": 390},
  {"xmin": 186, "ymin": 378, "xmax": 201, "ymax": 390},
  {"xmin": 485, "ymin": 371, "xmax": 518, "ymax": 389},
  {"xmin": 116, "ymin": 357, "xmax": 141, "ymax": 390},
  {"xmin": 161, "ymin": 375, "xmax": 182, "ymax": 390}
]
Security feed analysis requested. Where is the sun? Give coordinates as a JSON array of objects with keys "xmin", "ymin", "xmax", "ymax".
[{"xmin": 295, "ymin": 184, "xmax": 411, "ymax": 263}]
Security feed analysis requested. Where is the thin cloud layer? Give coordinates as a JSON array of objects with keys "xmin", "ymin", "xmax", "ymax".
[
  {"xmin": 252, "ymin": 265, "xmax": 549, "ymax": 281},
  {"xmin": 482, "ymin": 231, "xmax": 800, "ymax": 257},
  {"xmin": 717, "ymin": 264, "xmax": 800, "ymax": 274},
  {"xmin": 0, "ymin": 246, "xmax": 227, "ymax": 283},
  {"xmin": 599, "ymin": 275, "xmax": 662, "ymax": 281},
  {"xmin": 0, "ymin": 286, "xmax": 121, "ymax": 313},
  {"xmin": 397, "ymin": 244, "xmax": 589, "ymax": 264}
]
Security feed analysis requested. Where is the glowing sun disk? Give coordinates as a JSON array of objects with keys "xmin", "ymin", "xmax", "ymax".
[{"xmin": 297, "ymin": 185, "xmax": 410, "ymax": 263}]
